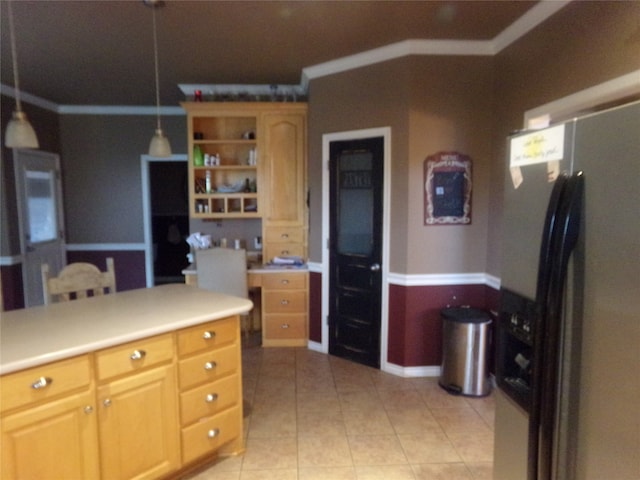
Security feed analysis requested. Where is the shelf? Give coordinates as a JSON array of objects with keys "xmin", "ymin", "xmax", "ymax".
[
  {"xmin": 193, "ymin": 194, "xmax": 259, "ymax": 218},
  {"xmin": 193, "ymin": 165, "xmax": 257, "ymax": 170}
]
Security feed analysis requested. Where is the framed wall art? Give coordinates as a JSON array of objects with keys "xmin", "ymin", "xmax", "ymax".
[{"xmin": 424, "ymin": 152, "xmax": 472, "ymax": 225}]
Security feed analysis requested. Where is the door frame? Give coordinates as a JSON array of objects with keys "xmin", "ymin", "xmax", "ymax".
[
  {"xmin": 321, "ymin": 127, "xmax": 391, "ymax": 370},
  {"xmin": 140, "ymin": 154, "xmax": 187, "ymax": 287}
]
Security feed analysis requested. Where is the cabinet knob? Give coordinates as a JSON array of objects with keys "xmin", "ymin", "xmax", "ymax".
[
  {"xmin": 103, "ymin": 399, "xmax": 112, "ymax": 407},
  {"xmin": 203, "ymin": 331, "xmax": 216, "ymax": 340},
  {"xmin": 205, "ymin": 393, "xmax": 219, "ymax": 403},
  {"xmin": 130, "ymin": 349, "xmax": 146, "ymax": 360},
  {"xmin": 207, "ymin": 428, "xmax": 220, "ymax": 439},
  {"xmin": 84, "ymin": 405, "xmax": 94, "ymax": 414},
  {"xmin": 204, "ymin": 361, "xmax": 217, "ymax": 371},
  {"xmin": 31, "ymin": 376, "xmax": 53, "ymax": 390},
  {"xmin": 280, "ymin": 299, "xmax": 289, "ymax": 305}
]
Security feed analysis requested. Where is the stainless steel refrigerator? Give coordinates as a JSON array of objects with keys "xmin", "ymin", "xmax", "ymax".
[{"xmin": 493, "ymin": 101, "xmax": 640, "ymax": 480}]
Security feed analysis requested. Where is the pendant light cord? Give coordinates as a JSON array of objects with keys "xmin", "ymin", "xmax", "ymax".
[
  {"xmin": 7, "ymin": 0, "xmax": 24, "ymax": 113},
  {"xmin": 152, "ymin": 5, "xmax": 162, "ymax": 131}
]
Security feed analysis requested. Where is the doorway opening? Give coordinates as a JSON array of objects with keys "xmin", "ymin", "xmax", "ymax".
[{"xmin": 141, "ymin": 155, "xmax": 189, "ymax": 287}]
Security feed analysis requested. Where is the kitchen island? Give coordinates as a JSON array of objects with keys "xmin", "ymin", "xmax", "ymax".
[{"xmin": 1, "ymin": 284, "xmax": 252, "ymax": 479}]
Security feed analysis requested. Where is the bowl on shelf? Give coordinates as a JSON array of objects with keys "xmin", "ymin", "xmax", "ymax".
[{"xmin": 217, "ymin": 181, "xmax": 244, "ymax": 193}]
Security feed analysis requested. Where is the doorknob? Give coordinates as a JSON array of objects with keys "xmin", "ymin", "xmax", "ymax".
[{"xmin": 370, "ymin": 263, "xmax": 380, "ymax": 272}]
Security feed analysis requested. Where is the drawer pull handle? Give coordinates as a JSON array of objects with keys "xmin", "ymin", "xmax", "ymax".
[
  {"xmin": 280, "ymin": 233, "xmax": 289, "ymax": 239},
  {"xmin": 205, "ymin": 393, "xmax": 219, "ymax": 403},
  {"xmin": 207, "ymin": 428, "xmax": 220, "ymax": 439},
  {"xmin": 281, "ymin": 299, "xmax": 289, "ymax": 305},
  {"xmin": 31, "ymin": 376, "xmax": 53, "ymax": 390},
  {"xmin": 281, "ymin": 324, "xmax": 290, "ymax": 329},
  {"xmin": 281, "ymin": 279, "xmax": 289, "ymax": 285},
  {"xmin": 203, "ymin": 331, "xmax": 216, "ymax": 340},
  {"xmin": 281, "ymin": 250, "xmax": 290, "ymax": 255},
  {"xmin": 204, "ymin": 361, "xmax": 217, "ymax": 370},
  {"xmin": 130, "ymin": 349, "xmax": 146, "ymax": 360}
]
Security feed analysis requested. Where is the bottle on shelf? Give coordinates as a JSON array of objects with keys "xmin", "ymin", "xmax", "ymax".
[{"xmin": 194, "ymin": 145, "xmax": 204, "ymax": 166}]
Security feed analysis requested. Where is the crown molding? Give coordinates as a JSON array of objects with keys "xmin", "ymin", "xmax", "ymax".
[
  {"xmin": 492, "ymin": 0, "xmax": 572, "ymax": 54},
  {"xmin": 2, "ymin": 1, "xmax": 571, "ymax": 112},
  {"xmin": 56, "ymin": 105, "xmax": 184, "ymax": 116},
  {"xmin": 301, "ymin": 39, "xmax": 493, "ymax": 87},
  {"xmin": 0, "ymin": 84, "xmax": 59, "ymax": 112}
]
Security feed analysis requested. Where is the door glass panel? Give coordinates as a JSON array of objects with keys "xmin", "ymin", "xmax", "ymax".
[
  {"xmin": 26, "ymin": 170, "xmax": 58, "ymax": 243},
  {"xmin": 337, "ymin": 151, "xmax": 373, "ymax": 255}
]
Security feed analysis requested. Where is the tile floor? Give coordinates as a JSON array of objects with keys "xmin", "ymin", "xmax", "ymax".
[{"xmin": 189, "ymin": 335, "xmax": 495, "ymax": 480}]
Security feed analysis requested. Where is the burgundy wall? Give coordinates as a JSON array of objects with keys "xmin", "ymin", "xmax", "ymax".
[
  {"xmin": 309, "ymin": 271, "xmax": 322, "ymax": 343},
  {"xmin": 307, "ymin": 271, "xmax": 500, "ymax": 369},
  {"xmin": 0, "ymin": 264, "xmax": 25, "ymax": 311},
  {"xmin": 388, "ymin": 283, "xmax": 498, "ymax": 367}
]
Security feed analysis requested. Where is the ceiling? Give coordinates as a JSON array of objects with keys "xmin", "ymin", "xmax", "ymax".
[{"xmin": 0, "ymin": 1, "xmax": 538, "ymax": 107}]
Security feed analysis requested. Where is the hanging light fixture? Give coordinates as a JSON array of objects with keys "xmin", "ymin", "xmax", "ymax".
[
  {"xmin": 4, "ymin": 0, "xmax": 39, "ymax": 149},
  {"xmin": 146, "ymin": 0, "xmax": 171, "ymax": 157}
]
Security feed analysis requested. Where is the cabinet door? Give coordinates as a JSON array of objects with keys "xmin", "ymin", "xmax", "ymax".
[
  {"xmin": 1, "ymin": 390, "xmax": 99, "ymax": 479},
  {"xmin": 98, "ymin": 364, "xmax": 180, "ymax": 480},
  {"xmin": 262, "ymin": 113, "xmax": 306, "ymax": 226}
]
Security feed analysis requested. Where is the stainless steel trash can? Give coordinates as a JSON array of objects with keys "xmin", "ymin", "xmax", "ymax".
[{"xmin": 439, "ymin": 307, "xmax": 492, "ymax": 396}]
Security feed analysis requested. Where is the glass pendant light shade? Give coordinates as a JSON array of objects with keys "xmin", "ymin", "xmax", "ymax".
[
  {"xmin": 5, "ymin": 110, "xmax": 39, "ymax": 149},
  {"xmin": 149, "ymin": 128, "xmax": 172, "ymax": 157},
  {"xmin": 5, "ymin": 0, "xmax": 39, "ymax": 149}
]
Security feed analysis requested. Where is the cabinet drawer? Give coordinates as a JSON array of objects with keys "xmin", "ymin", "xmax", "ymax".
[
  {"xmin": 0, "ymin": 355, "xmax": 91, "ymax": 413},
  {"xmin": 264, "ymin": 227, "xmax": 304, "ymax": 244},
  {"xmin": 95, "ymin": 333, "xmax": 174, "ymax": 382},
  {"xmin": 263, "ymin": 290, "xmax": 307, "ymax": 313},
  {"xmin": 180, "ymin": 374, "xmax": 239, "ymax": 426},
  {"xmin": 181, "ymin": 405, "xmax": 241, "ymax": 464},
  {"xmin": 264, "ymin": 315, "xmax": 307, "ymax": 340},
  {"xmin": 177, "ymin": 316, "xmax": 238, "ymax": 356},
  {"xmin": 262, "ymin": 272, "xmax": 307, "ymax": 290},
  {"xmin": 178, "ymin": 343, "xmax": 238, "ymax": 390},
  {"xmin": 264, "ymin": 244, "xmax": 305, "ymax": 262}
]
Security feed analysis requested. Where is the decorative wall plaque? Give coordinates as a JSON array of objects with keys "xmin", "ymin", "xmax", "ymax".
[{"xmin": 424, "ymin": 152, "xmax": 472, "ymax": 225}]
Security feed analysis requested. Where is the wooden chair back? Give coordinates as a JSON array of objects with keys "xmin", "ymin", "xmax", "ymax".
[{"xmin": 41, "ymin": 258, "xmax": 116, "ymax": 305}]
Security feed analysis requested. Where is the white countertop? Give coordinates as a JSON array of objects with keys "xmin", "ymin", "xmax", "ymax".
[{"xmin": 0, "ymin": 284, "xmax": 253, "ymax": 375}]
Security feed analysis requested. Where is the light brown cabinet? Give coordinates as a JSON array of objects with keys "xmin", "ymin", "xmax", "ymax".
[
  {"xmin": 95, "ymin": 333, "xmax": 180, "ymax": 480},
  {"xmin": 261, "ymin": 271, "xmax": 309, "ymax": 347},
  {"xmin": 181, "ymin": 102, "xmax": 308, "ymax": 263},
  {"xmin": 0, "ymin": 355, "xmax": 100, "ymax": 479},
  {"xmin": 0, "ymin": 316, "xmax": 244, "ymax": 480},
  {"xmin": 177, "ymin": 316, "xmax": 244, "ymax": 464}
]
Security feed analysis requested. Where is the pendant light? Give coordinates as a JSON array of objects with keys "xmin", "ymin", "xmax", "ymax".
[
  {"xmin": 4, "ymin": 0, "xmax": 39, "ymax": 149},
  {"xmin": 147, "ymin": 0, "xmax": 171, "ymax": 157}
]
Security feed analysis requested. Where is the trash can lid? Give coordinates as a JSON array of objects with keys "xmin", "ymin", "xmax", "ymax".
[{"xmin": 441, "ymin": 307, "xmax": 491, "ymax": 324}]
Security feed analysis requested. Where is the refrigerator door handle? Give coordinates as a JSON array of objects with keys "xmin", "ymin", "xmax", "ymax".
[
  {"xmin": 528, "ymin": 172, "xmax": 569, "ymax": 480},
  {"xmin": 529, "ymin": 171, "xmax": 584, "ymax": 480}
]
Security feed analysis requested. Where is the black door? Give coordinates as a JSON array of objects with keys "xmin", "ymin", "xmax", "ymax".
[{"xmin": 329, "ymin": 137, "xmax": 384, "ymax": 368}]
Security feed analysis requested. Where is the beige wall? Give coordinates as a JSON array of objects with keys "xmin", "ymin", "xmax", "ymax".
[
  {"xmin": 487, "ymin": 0, "xmax": 640, "ymax": 277},
  {"xmin": 307, "ymin": 59, "xmax": 410, "ymax": 271},
  {"xmin": 308, "ymin": 56, "xmax": 494, "ymax": 274},
  {"xmin": 58, "ymin": 114, "xmax": 186, "ymax": 244},
  {"xmin": 308, "ymin": 0, "xmax": 639, "ymax": 278}
]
